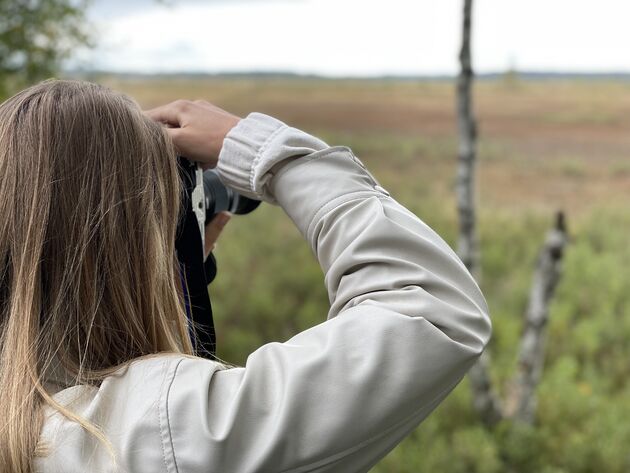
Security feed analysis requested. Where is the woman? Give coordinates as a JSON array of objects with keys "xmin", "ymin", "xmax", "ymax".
[{"xmin": 0, "ymin": 79, "xmax": 491, "ymax": 473}]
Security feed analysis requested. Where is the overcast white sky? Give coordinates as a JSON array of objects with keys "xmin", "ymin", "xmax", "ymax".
[{"xmin": 71, "ymin": 0, "xmax": 630, "ymax": 76}]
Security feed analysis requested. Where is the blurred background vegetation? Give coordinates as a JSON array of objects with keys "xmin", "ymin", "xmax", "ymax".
[
  {"xmin": 2, "ymin": 1, "xmax": 630, "ymax": 471},
  {"xmin": 130, "ymin": 77, "xmax": 630, "ymax": 473}
]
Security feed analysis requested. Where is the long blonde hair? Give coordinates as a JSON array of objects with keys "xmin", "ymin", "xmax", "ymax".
[{"xmin": 0, "ymin": 79, "xmax": 195, "ymax": 472}]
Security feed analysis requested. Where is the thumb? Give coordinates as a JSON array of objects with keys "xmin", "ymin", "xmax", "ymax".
[{"xmin": 204, "ymin": 211, "xmax": 232, "ymax": 257}]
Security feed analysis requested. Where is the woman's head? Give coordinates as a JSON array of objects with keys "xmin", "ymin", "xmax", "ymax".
[{"xmin": 0, "ymin": 79, "xmax": 193, "ymax": 471}]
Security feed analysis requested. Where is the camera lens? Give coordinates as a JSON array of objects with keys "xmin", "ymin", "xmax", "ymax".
[{"xmin": 202, "ymin": 169, "xmax": 261, "ymax": 225}]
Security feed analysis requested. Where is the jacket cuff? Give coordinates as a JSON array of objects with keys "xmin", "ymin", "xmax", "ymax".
[{"xmin": 215, "ymin": 112, "xmax": 329, "ymax": 204}]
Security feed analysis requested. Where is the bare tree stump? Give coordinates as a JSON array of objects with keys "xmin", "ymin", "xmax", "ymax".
[{"xmin": 505, "ymin": 212, "xmax": 569, "ymax": 423}]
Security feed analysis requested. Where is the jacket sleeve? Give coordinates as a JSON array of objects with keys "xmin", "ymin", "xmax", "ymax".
[{"xmin": 162, "ymin": 112, "xmax": 492, "ymax": 473}]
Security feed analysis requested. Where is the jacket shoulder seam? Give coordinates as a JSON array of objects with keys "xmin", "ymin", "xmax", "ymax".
[{"xmin": 159, "ymin": 357, "xmax": 186, "ymax": 473}]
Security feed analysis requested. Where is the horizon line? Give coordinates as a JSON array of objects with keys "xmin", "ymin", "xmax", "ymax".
[{"xmin": 63, "ymin": 68, "xmax": 630, "ymax": 81}]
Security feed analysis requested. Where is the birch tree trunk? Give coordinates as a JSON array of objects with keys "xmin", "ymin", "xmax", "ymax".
[
  {"xmin": 505, "ymin": 212, "xmax": 569, "ymax": 423},
  {"xmin": 456, "ymin": 0, "xmax": 503, "ymax": 427},
  {"xmin": 456, "ymin": 0, "xmax": 478, "ymax": 277}
]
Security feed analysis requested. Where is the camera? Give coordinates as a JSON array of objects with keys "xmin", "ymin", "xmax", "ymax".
[
  {"xmin": 203, "ymin": 166, "xmax": 261, "ymax": 223},
  {"xmin": 175, "ymin": 157, "xmax": 261, "ymax": 357},
  {"xmin": 177, "ymin": 158, "xmax": 261, "ymax": 252}
]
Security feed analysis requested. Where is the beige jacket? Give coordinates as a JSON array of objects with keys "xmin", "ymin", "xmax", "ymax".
[{"xmin": 36, "ymin": 112, "xmax": 492, "ymax": 473}]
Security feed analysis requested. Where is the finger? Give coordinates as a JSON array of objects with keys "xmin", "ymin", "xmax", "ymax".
[
  {"xmin": 144, "ymin": 101, "xmax": 186, "ymax": 126},
  {"xmin": 162, "ymin": 126, "xmax": 183, "ymax": 141},
  {"xmin": 204, "ymin": 211, "xmax": 232, "ymax": 256},
  {"xmin": 160, "ymin": 127, "xmax": 185, "ymax": 155},
  {"xmin": 144, "ymin": 107, "xmax": 180, "ymax": 127}
]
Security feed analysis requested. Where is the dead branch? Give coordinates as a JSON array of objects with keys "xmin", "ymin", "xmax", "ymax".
[{"xmin": 505, "ymin": 212, "xmax": 569, "ymax": 423}]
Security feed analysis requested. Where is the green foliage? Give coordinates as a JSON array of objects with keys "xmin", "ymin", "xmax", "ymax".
[
  {"xmin": 106, "ymin": 77, "xmax": 629, "ymax": 472},
  {"xmin": 0, "ymin": 0, "xmax": 92, "ymax": 98},
  {"xmin": 210, "ymin": 203, "xmax": 329, "ymax": 365},
  {"xmin": 211, "ymin": 190, "xmax": 630, "ymax": 472}
]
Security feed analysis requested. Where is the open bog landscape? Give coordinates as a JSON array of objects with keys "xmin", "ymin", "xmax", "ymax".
[{"xmin": 108, "ymin": 76, "xmax": 630, "ymax": 472}]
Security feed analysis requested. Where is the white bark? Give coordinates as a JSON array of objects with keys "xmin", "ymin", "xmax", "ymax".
[
  {"xmin": 505, "ymin": 212, "xmax": 569, "ymax": 424},
  {"xmin": 456, "ymin": 0, "xmax": 478, "ymax": 277},
  {"xmin": 456, "ymin": 0, "xmax": 503, "ymax": 427}
]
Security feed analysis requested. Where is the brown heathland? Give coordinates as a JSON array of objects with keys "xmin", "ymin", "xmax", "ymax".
[{"xmin": 106, "ymin": 77, "xmax": 630, "ymax": 217}]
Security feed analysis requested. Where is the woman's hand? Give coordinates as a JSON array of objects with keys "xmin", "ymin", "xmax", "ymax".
[
  {"xmin": 144, "ymin": 100, "xmax": 242, "ymax": 170},
  {"xmin": 204, "ymin": 211, "xmax": 232, "ymax": 260}
]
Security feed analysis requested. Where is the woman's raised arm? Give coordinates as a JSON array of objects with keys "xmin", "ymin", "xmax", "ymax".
[{"xmin": 155, "ymin": 109, "xmax": 492, "ymax": 473}]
